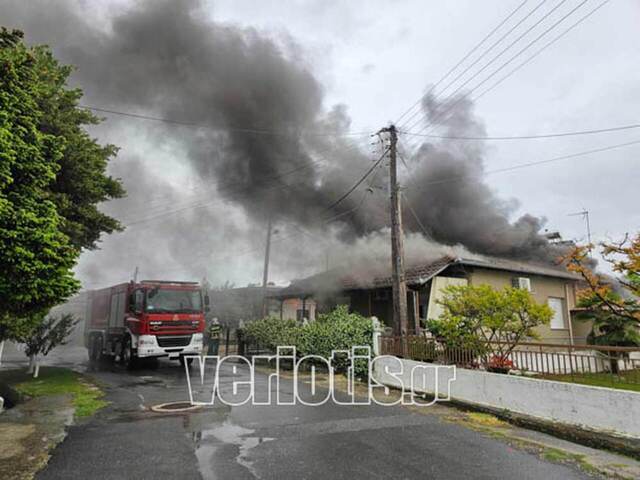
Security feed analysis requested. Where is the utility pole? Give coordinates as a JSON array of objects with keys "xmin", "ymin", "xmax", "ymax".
[
  {"xmin": 382, "ymin": 125, "xmax": 408, "ymax": 356},
  {"xmin": 133, "ymin": 266, "xmax": 139, "ymax": 283},
  {"xmin": 262, "ymin": 215, "xmax": 273, "ymax": 318}
]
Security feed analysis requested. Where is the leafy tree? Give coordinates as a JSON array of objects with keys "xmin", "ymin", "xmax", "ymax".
[
  {"xmin": 0, "ymin": 28, "xmax": 123, "ymax": 343},
  {"xmin": 564, "ymin": 234, "xmax": 640, "ymax": 372},
  {"xmin": 428, "ymin": 284, "xmax": 553, "ymax": 371},
  {"xmin": 19, "ymin": 313, "xmax": 79, "ymax": 378},
  {"xmin": 0, "ymin": 28, "xmax": 80, "ymax": 334},
  {"xmin": 33, "ymin": 48, "xmax": 124, "ymax": 250}
]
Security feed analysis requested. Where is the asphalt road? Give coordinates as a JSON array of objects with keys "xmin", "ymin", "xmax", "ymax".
[{"xmin": 23, "ymin": 351, "xmax": 595, "ymax": 480}]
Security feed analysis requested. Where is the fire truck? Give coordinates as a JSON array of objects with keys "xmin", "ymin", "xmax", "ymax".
[{"xmin": 84, "ymin": 280, "xmax": 208, "ymax": 368}]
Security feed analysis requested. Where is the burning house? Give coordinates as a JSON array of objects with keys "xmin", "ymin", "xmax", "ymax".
[{"xmin": 272, "ymin": 254, "xmax": 588, "ymax": 346}]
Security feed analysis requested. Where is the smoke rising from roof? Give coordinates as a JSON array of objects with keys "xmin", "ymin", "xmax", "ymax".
[{"xmin": 0, "ymin": 0, "xmax": 561, "ymax": 287}]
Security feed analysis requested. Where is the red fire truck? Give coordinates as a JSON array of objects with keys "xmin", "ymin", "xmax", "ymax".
[{"xmin": 84, "ymin": 280, "xmax": 208, "ymax": 368}]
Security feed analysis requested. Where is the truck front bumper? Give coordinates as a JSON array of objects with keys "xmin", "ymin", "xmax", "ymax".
[{"xmin": 136, "ymin": 334, "xmax": 203, "ymax": 359}]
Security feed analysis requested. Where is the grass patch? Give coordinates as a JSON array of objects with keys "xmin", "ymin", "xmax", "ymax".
[
  {"xmin": 465, "ymin": 412, "xmax": 509, "ymax": 428},
  {"xmin": 541, "ymin": 448, "xmax": 602, "ymax": 475},
  {"xmin": 541, "ymin": 371, "xmax": 640, "ymax": 393},
  {"xmin": 542, "ymin": 448, "xmax": 581, "ymax": 462},
  {"xmin": 12, "ymin": 367, "xmax": 108, "ymax": 418}
]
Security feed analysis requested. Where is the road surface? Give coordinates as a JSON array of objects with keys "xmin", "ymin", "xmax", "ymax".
[{"xmin": 19, "ymin": 351, "xmax": 594, "ymax": 480}]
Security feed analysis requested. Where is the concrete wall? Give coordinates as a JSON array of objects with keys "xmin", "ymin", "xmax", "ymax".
[{"xmin": 373, "ymin": 356, "xmax": 640, "ymax": 438}]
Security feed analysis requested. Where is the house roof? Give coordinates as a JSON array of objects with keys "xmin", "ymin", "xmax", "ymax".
[
  {"xmin": 454, "ymin": 256, "xmax": 579, "ymax": 281},
  {"xmin": 274, "ymin": 254, "xmax": 579, "ymax": 298}
]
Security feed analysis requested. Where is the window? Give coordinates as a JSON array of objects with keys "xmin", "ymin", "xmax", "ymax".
[
  {"xmin": 133, "ymin": 289, "xmax": 144, "ymax": 313},
  {"xmin": 548, "ymin": 297, "xmax": 566, "ymax": 329},
  {"xmin": 511, "ymin": 277, "xmax": 532, "ymax": 291},
  {"xmin": 296, "ymin": 309, "xmax": 310, "ymax": 321},
  {"xmin": 146, "ymin": 288, "xmax": 202, "ymax": 313}
]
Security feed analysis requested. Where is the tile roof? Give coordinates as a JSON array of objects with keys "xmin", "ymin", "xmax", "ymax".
[{"xmin": 274, "ymin": 254, "xmax": 579, "ymax": 297}]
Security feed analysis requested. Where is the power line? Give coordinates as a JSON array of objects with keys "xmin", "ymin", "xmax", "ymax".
[
  {"xmin": 409, "ymin": 0, "xmax": 576, "ymax": 136},
  {"xmin": 117, "ymin": 131, "xmax": 371, "ymax": 223},
  {"xmin": 119, "ymin": 133, "xmax": 371, "ymax": 225},
  {"xmin": 402, "ymin": 192, "xmax": 435, "ymax": 241},
  {"xmin": 408, "ymin": 138, "xmax": 640, "ymax": 191},
  {"xmin": 120, "ymin": 159, "xmax": 324, "ymax": 225},
  {"xmin": 400, "ymin": 0, "xmax": 549, "ymax": 131},
  {"xmin": 399, "ymin": 121, "xmax": 640, "ymax": 141},
  {"xmin": 473, "ymin": 0, "xmax": 611, "ymax": 102},
  {"xmin": 329, "ymin": 154, "xmax": 389, "ymax": 230},
  {"xmin": 323, "ymin": 147, "xmax": 390, "ymax": 212},
  {"xmin": 411, "ymin": 0, "xmax": 592, "ymax": 142},
  {"xmin": 394, "ymin": 0, "xmax": 530, "ymax": 127},
  {"xmin": 79, "ymin": 105, "xmax": 373, "ymax": 137},
  {"xmin": 122, "ymin": 161, "xmax": 323, "ymax": 226},
  {"xmin": 123, "ymin": 139, "xmax": 384, "ymax": 227}
]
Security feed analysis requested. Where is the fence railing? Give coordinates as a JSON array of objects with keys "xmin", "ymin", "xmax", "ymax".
[{"xmin": 379, "ymin": 335, "xmax": 640, "ymax": 385}]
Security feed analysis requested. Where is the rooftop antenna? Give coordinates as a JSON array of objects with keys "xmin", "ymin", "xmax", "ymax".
[{"xmin": 568, "ymin": 209, "xmax": 592, "ymax": 251}]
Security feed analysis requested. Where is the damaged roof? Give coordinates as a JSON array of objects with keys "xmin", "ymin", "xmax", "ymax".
[{"xmin": 274, "ymin": 254, "xmax": 579, "ymax": 298}]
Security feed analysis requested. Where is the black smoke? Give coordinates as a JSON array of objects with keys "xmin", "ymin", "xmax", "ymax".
[
  {"xmin": 0, "ymin": 0, "xmax": 561, "ymax": 286},
  {"xmin": 403, "ymin": 94, "xmax": 556, "ymax": 259}
]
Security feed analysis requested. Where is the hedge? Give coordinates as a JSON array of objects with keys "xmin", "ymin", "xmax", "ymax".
[{"xmin": 243, "ymin": 305, "xmax": 373, "ymax": 377}]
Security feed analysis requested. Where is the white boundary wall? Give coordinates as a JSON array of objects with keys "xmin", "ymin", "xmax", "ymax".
[{"xmin": 373, "ymin": 356, "xmax": 640, "ymax": 438}]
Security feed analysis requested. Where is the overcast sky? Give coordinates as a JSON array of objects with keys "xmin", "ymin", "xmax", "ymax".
[
  {"xmin": 2, "ymin": 0, "xmax": 638, "ymax": 288},
  {"xmin": 209, "ymin": 0, "xmax": 639, "ymax": 240}
]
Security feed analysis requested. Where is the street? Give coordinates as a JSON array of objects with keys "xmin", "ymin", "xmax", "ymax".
[{"xmin": 27, "ymin": 353, "xmax": 593, "ymax": 480}]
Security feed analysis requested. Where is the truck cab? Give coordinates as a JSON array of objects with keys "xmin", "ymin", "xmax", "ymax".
[{"xmin": 85, "ymin": 280, "xmax": 209, "ymax": 368}]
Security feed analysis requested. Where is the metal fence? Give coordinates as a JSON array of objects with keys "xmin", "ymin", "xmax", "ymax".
[{"xmin": 379, "ymin": 335, "xmax": 640, "ymax": 385}]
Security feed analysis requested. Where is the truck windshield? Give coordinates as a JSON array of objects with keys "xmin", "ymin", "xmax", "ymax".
[{"xmin": 145, "ymin": 289, "xmax": 202, "ymax": 313}]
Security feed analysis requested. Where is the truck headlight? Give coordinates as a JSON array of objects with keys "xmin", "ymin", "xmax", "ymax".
[
  {"xmin": 192, "ymin": 333, "xmax": 203, "ymax": 344},
  {"xmin": 138, "ymin": 336, "xmax": 156, "ymax": 346}
]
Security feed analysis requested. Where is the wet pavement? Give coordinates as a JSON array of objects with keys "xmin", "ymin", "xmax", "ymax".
[{"xmin": 5, "ymin": 349, "xmax": 599, "ymax": 480}]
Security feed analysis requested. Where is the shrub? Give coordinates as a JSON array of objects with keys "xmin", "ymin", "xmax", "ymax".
[
  {"xmin": 243, "ymin": 317, "xmax": 300, "ymax": 351},
  {"xmin": 242, "ymin": 305, "xmax": 373, "ymax": 377}
]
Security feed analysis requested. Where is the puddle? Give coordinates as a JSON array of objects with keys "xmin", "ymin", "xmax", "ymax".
[{"xmin": 193, "ymin": 420, "xmax": 274, "ymax": 479}]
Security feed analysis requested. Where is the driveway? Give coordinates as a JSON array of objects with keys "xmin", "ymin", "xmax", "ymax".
[{"xmin": 26, "ymin": 354, "xmax": 596, "ymax": 480}]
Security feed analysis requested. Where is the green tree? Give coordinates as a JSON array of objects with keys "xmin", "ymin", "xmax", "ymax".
[
  {"xmin": 428, "ymin": 284, "xmax": 552, "ymax": 371},
  {"xmin": 0, "ymin": 28, "xmax": 123, "ymax": 343},
  {"xmin": 33, "ymin": 46, "xmax": 124, "ymax": 250},
  {"xmin": 0, "ymin": 28, "xmax": 79, "ymax": 332}
]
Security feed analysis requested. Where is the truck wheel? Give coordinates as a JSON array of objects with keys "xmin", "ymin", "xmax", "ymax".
[
  {"xmin": 179, "ymin": 356, "xmax": 194, "ymax": 368},
  {"xmin": 122, "ymin": 337, "xmax": 137, "ymax": 370},
  {"xmin": 88, "ymin": 337, "xmax": 95, "ymax": 361},
  {"xmin": 89, "ymin": 335, "xmax": 102, "ymax": 362}
]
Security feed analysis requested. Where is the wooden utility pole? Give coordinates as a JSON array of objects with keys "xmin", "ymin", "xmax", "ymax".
[
  {"xmin": 383, "ymin": 125, "xmax": 408, "ymax": 356},
  {"xmin": 261, "ymin": 215, "xmax": 273, "ymax": 317}
]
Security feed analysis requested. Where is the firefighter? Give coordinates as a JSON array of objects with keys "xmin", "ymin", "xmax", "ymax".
[{"xmin": 207, "ymin": 319, "xmax": 222, "ymax": 356}]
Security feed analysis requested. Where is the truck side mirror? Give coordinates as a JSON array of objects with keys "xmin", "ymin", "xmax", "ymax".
[
  {"xmin": 129, "ymin": 294, "xmax": 136, "ymax": 312},
  {"xmin": 204, "ymin": 294, "xmax": 210, "ymax": 313}
]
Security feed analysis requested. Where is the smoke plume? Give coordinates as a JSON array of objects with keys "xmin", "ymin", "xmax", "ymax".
[{"xmin": 0, "ymin": 0, "xmax": 560, "ymax": 287}]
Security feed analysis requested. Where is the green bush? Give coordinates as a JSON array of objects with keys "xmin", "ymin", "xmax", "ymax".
[
  {"xmin": 243, "ymin": 316, "xmax": 300, "ymax": 351},
  {"xmin": 242, "ymin": 305, "xmax": 373, "ymax": 377}
]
